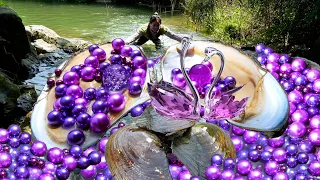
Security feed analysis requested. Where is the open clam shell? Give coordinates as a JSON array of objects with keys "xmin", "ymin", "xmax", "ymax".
[
  {"xmin": 106, "ymin": 125, "xmax": 172, "ymax": 180},
  {"xmin": 31, "ymin": 44, "xmax": 150, "ymax": 149},
  {"xmin": 160, "ymin": 41, "xmax": 289, "ymax": 137}
]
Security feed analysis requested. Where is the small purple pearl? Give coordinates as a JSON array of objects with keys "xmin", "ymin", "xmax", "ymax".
[
  {"xmin": 55, "ymin": 166, "xmax": 70, "ymax": 180},
  {"xmin": 211, "ymin": 154, "xmax": 223, "ymax": 166},
  {"xmin": 8, "ymin": 125, "xmax": 21, "ymax": 137},
  {"xmin": 47, "ymin": 147, "xmax": 63, "ymax": 164},
  {"xmin": 69, "ymin": 145, "xmax": 83, "ymax": 159},
  {"xmin": 19, "ymin": 132, "xmax": 31, "ymax": 144},
  {"xmin": 77, "ymin": 156, "xmax": 90, "ymax": 169}
]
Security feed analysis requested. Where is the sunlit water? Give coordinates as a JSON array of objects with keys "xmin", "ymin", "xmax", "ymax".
[{"xmin": 4, "ymin": 0, "xmax": 207, "ymax": 93}]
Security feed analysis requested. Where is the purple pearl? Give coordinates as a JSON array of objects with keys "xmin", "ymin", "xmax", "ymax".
[
  {"xmin": 81, "ymin": 66, "xmax": 96, "ymax": 81},
  {"xmin": 92, "ymin": 100, "xmax": 108, "ymax": 114},
  {"xmin": 131, "ymin": 50, "xmax": 142, "ymax": 59},
  {"xmin": 243, "ymin": 131, "xmax": 259, "ymax": 144},
  {"xmin": 130, "ymin": 76, "xmax": 144, "ymax": 85},
  {"xmin": 232, "ymin": 137, "xmax": 243, "ymax": 151},
  {"xmin": 120, "ymin": 46, "xmax": 133, "ymax": 57},
  {"xmin": 263, "ymin": 47, "xmax": 274, "ymax": 55},
  {"xmin": 306, "ymin": 69, "xmax": 320, "ymax": 82},
  {"xmin": 224, "ymin": 76, "xmax": 236, "ymax": 89},
  {"xmin": 77, "ymin": 156, "xmax": 90, "ymax": 169},
  {"xmin": 55, "ymin": 84, "xmax": 67, "ymax": 97},
  {"xmin": 98, "ymin": 137, "xmax": 108, "ymax": 153},
  {"xmin": 60, "ymin": 95, "xmax": 75, "ymax": 109},
  {"xmin": 308, "ymin": 129, "xmax": 320, "ymax": 146},
  {"xmin": 257, "ymin": 55, "xmax": 267, "ymax": 64},
  {"xmin": 220, "ymin": 170, "xmax": 235, "ymax": 180},
  {"xmin": 255, "ymin": 44, "xmax": 265, "ymax": 54},
  {"xmin": 96, "ymin": 156, "xmax": 107, "ymax": 169},
  {"xmin": 88, "ymin": 151, "xmax": 101, "ymax": 165},
  {"xmin": 248, "ymin": 169, "xmax": 262, "ymax": 180},
  {"xmin": 66, "ymin": 85, "xmax": 83, "ymax": 99},
  {"xmin": 297, "ymin": 103, "xmax": 308, "ymax": 110},
  {"xmin": 288, "ymin": 122, "xmax": 306, "ymax": 138},
  {"xmin": 267, "ymin": 53, "xmax": 280, "ymax": 63},
  {"xmin": 272, "ymin": 148, "xmax": 287, "ymax": 163},
  {"xmin": 202, "ymin": 61, "xmax": 213, "ymax": 71},
  {"xmin": 222, "ymin": 158, "xmax": 235, "ymax": 170},
  {"xmin": 313, "ymin": 79, "xmax": 320, "ymax": 93},
  {"xmin": 0, "ymin": 129, "xmax": 9, "ymax": 143},
  {"xmin": 107, "ymin": 93, "xmax": 125, "ymax": 113},
  {"xmin": 236, "ymin": 160, "xmax": 251, "ymax": 175},
  {"xmin": 80, "ymin": 165, "xmax": 97, "ymax": 179},
  {"xmin": 0, "ymin": 152, "xmax": 11, "ymax": 168},
  {"xmin": 63, "ymin": 71, "xmax": 80, "ymax": 85},
  {"xmin": 84, "ymin": 88, "xmax": 96, "ymax": 100},
  {"xmin": 264, "ymin": 161, "xmax": 279, "ymax": 176},
  {"xmin": 47, "ymin": 110, "xmax": 63, "ymax": 127},
  {"xmin": 297, "ymin": 152, "xmax": 309, "ymax": 164},
  {"xmin": 292, "ymin": 58, "xmax": 307, "ymax": 72},
  {"xmin": 232, "ymin": 126, "xmax": 245, "ymax": 135},
  {"xmin": 132, "ymin": 56, "xmax": 146, "ymax": 69},
  {"xmin": 286, "ymin": 144, "xmax": 298, "ymax": 156},
  {"xmin": 92, "ymin": 48, "xmax": 106, "ymax": 62},
  {"xmin": 273, "ymin": 172, "xmax": 289, "ymax": 180},
  {"xmin": 47, "ymin": 147, "xmax": 63, "ymax": 164},
  {"xmin": 295, "ymin": 75, "xmax": 308, "ymax": 86},
  {"xmin": 261, "ymin": 151, "xmax": 272, "ymax": 162},
  {"xmin": 266, "ymin": 62, "xmax": 280, "ymax": 72},
  {"xmin": 110, "ymin": 54, "xmax": 122, "ymax": 64},
  {"xmin": 112, "ymin": 38, "xmax": 125, "ymax": 51},
  {"xmin": 205, "ymin": 166, "xmax": 220, "ymax": 179},
  {"xmin": 85, "ymin": 56, "xmax": 99, "ymax": 68},
  {"xmin": 282, "ymin": 80, "xmax": 295, "ymax": 91},
  {"xmin": 291, "ymin": 110, "xmax": 309, "ymax": 123},
  {"xmin": 19, "ymin": 144, "xmax": 30, "ymax": 154},
  {"xmin": 19, "ymin": 132, "xmax": 31, "ymax": 144},
  {"xmin": 286, "ymin": 156, "xmax": 298, "ymax": 168},
  {"xmin": 55, "ymin": 166, "xmax": 70, "ymax": 180},
  {"xmin": 15, "ymin": 166, "xmax": 29, "ymax": 178},
  {"xmin": 211, "ymin": 154, "xmax": 223, "ymax": 165},
  {"xmin": 95, "ymin": 173, "xmax": 107, "ymax": 180},
  {"xmin": 76, "ymin": 113, "xmax": 91, "ymax": 130},
  {"xmin": 90, "ymin": 113, "xmax": 110, "ymax": 133},
  {"xmin": 71, "ymin": 105, "xmax": 86, "ymax": 117},
  {"xmin": 128, "ymin": 82, "xmax": 142, "ymax": 95},
  {"xmin": 63, "ymin": 155, "xmax": 77, "ymax": 171},
  {"xmin": 190, "ymin": 176, "xmax": 202, "ymax": 180},
  {"xmin": 67, "ymin": 130, "xmax": 85, "ymax": 146},
  {"xmin": 310, "ymin": 115, "xmax": 320, "ymax": 129},
  {"xmin": 31, "ymin": 141, "xmax": 47, "ymax": 156},
  {"xmin": 130, "ymin": 105, "xmax": 144, "ymax": 117},
  {"xmin": 133, "ymin": 68, "xmax": 146, "ymax": 78},
  {"xmin": 306, "ymin": 94, "xmax": 320, "ymax": 107},
  {"xmin": 279, "ymin": 54, "xmax": 291, "ymax": 64},
  {"xmin": 89, "ymin": 44, "xmax": 99, "ymax": 53},
  {"xmin": 96, "ymin": 88, "xmax": 109, "ymax": 100},
  {"xmin": 71, "ymin": 65, "xmax": 82, "ymax": 76},
  {"xmin": 288, "ymin": 90, "xmax": 303, "ymax": 104},
  {"xmin": 69, "ymin": 145, "xmax": 82, "ymax": 159},
  {"xmin": 249, "ymin": 150, "xmax": 260, "ymax": 162},
  {"xmin": 308, "ymin": 161, "xmax": 320, "ymax": 176},
  {"xmin": 8, "ymin": 124, "xmax": 21, "ymax": 137},
  {"xmin": 38, "ymin": 173, "xmax": 54, "ymax": 180},
  {"xmin": 99, "ymin": 62, "xmax": 110, "ymax": 72},
  {"xmin": 9, "ymin": 137, "xmax": 20, "ymax": 148}
]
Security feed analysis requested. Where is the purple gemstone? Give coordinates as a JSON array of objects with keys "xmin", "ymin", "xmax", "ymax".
[
  {"xmin": 102, "ymin": 64, "xmax": 131, "ymax": 93},
  {"xmin": 188, "ymin": 64, "xmax": 212, "ymax": 87}
]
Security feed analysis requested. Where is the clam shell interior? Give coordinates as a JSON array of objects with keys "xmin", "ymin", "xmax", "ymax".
[
  {"xmin": 161, "ymin": 41, "xmax": 289, "ymax": 133},
  {"xmin": 31, "ymin": 44, "xmax": 150, "ymax": 149}
]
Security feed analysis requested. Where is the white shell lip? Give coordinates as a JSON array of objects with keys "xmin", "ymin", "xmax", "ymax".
[
  {"xmin": 160, "ymin": 41, "xmax": 289, "ymax": 135},
  {"xmin": 31, "ymin": 45, "xmax": 150, "ymax": 150}
]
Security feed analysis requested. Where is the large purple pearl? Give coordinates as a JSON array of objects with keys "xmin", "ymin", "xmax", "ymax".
[
  {"xmin": 120, "ymin": 46, "xmax": 133, "ymax": 57},
  {"xmin": 263, "ymin": 47, "xmax": 274, "ymax": 55},
  {"xmin": 257, "ymin": 55, "xmax": 267, "ymax": 64},
  {"xmin": 92, "ymin": 100, "xmax": 108, "ymax": 114},
  {"xmin": 84, "ymin": 56, "xmax": 99, "ymax": 68},
  {"xmin": 89, "ymin": 44, "xmax": 99, "ymax": 54},
  {"xmin": 67, "ymin": 130, "xmax": 85, "ymax": 146},
  {"xmin": 19, "ymin": 132, "xmax": 31, "ymax": 144},
  {"xmin": 47, "ymin": 147, "xmax": 63, "ymax": 164},
  {"xmin": 272, "ymin": 148, "xmax": 287, "ymax": 163},
  {"xmin": 288, "ymin": 122, "xmax": 306, "ymax": 138},
  {"xmin": 130, "ymin": 105, "xmax": 144, "ymax": 117},
  {"xmin": 205, "ymin": 166, "xmax": 220, "ymax": 179},
  {"xmin": 211, "ymin": 154, "xmax": 223, "ymax": 165},
  {"xmin": 55, "ymin": 166, "xmax": 70, "ymax": 180},
  {"xmin": 76, "ymin": 113, "xmax": 91, "ymax": 130},
  {"xmin": 63, "ymin": 72, "xmax": 80, "ymax": 85},
  {"xmin": 232, "ymin": 136, "xmax": 243, "ymax": 151},
  {"xmin": 107, "ymin": 93, "xmax": 125, "ymax": 113},
  {"xmin": 47, "ymin": 110, "xmax": 63, "ymax": 127},
  {"xmin": 288, "ymin": 90, "xmax": 303, "ymax": 104},
  {"xmin": 84, "ymin": 88, "xmax": 96, "ymax": 100},
  {"xmin": 267, "ymin": 53, "xmax": 280, "ymax": 63},
  {"xmin": 291, "ymin": 110, "xmax": 309, "ymax": 123},
  {"xmin": 173, "ymin": 73, "xmax": 186, "ymax": 88},
  {"xmin": 92, "ymin": 48, "xmax": 106, "ymax": 62},
  {"xmin": 31, "ymin": 141, "xmax": 47, "ymax": 156},
  {"xmin": 60, "ymin": 95, "xmax": 75, "ymax": 109},
  {"xmin": 248, "ymin": 169, "xmax": 262, "ymax": 180},
  {"xmin": 308, "ymin": 129, "xmax": 320, "ymax": 146},
  {"xmin": 81, "ymin": 66, "xmax": 96, "ymax": 81},
  {"xmin": 220, "ymin": 170, "xmax": 235, "ymax": 180},
  {"xmin": 80, "ymin": 165, "xmax": 97, "ymax": 179},
  {"xmin": 169, "ymin": 164, "xmax": 182, "ymax": 179},
  {"xmin": 266, "ymin": 62, "xmax": 280, "ymax": 72},
  {"xmin": 131, "ymin": 50, "xmax": 142, "ymax": 59},
  {"xmin": 29, "ymin": 167, "xmax": 42, "ymax": 180},
  {"xmin": 75, "ymin": 98, "xmax": 88, "ymax": 106},
  {"xmin": 77, "ymin": 156, "xmax": 90, "ymax": 169},
  {"xmin": 261, "ymin": 151, "xmax": 272, "ymax": 162},
  {"xmin": 63, "ymin": 155, "xmax": 77, "ymax": 171},
  {"xmin": 133, "ymin": 68, "xmax": 146, "ymax": 78},
  {"xmin": 264, "ymin": 161, "xmax": 279, "ymax": 176},
  {"xmin": 280, "ymin": 63, "xmax": 292, "ymax": 74},
  {"xmin": 112, "ymin": 38, "xmax": 125, "ymax": 51},
  {"xmin": 128, "ymin": 82, "xmax": 142, "ymax": 95},
  {"xmin": 69, "ymin": 145, "xmax": 83, "ymax": 158},
  {"xmin": 236, "ymin": 160, "xmax": 252, "ymax": 175},
  {"xmin": 66, "ymin": 85, "xmax": 83, "ymax": 98},
  {"xmin": 310, "ymin": 115, "xmax": 320, "ymax": 129},
  {"xmin": 88, "ymin": 151, "xmax": 101, "ymax": 165},
  {"xmin": 273, "ymin": 172, "xmax": 289, "ymax": 180},
  {"xmin": 255, "ymin": 44, "xmax": 265, "ymax": 54},
  {"xmin": 306, "ymin": 69, "xmax": 320, "ymax": 82},
  {"xmin": 8, "ymin": 124, "xmax": 21, "ymax": 137},
  {"xmin": 188, "ymin": 64, "xmax": 212, "ymax": 87},
  {"xmin": 232, "ymin": 126, "xmax": 245, "ymax": 135},
  {"xmin": 308, "ymin": 107, "xmax": 319, "ymax": 117},
  {"xmin": 90, "ymin": 113, "xmax": 110, "ymax": 133},
  {"xmin": 0, "ymin": 129, "xmax": 9, "ymax": 143},
  {"xmin": 292, "ymin": 58, "xmax": 307, "ymax": 72},
  {"xmin": 243, "ymin": 131, "xmax": 259, "ymax": 144},
  {"xmin": 39, "ymin": 173, "xmax": 55, "ymax": 180},
  {"xmin": 132, "ymin": 56, "xmax": 146, "ymax": 69},
  {"xmin": 0, "ymin": 152, "xmax": 11, "ymax": 168},
  {"xmin": 313, "ymin": 79, "xmax": 320, "ymax": 93},
  {"xmin": 98, "ymin": 137, "xmax": 108, "ymax": 153},
  {"xmin": 283, "ymin": 80, "xmax": 295, "ymax": 92},
  {"xmin": 308, "ymin": 161, "xmax": 320, "ymax": 176},
  {"xmin": 295, "ymin": 75, "xmax": 308, "ymax": 86},
  {"xmin": 42, "ymin": 162, "xmax": 56, "ymax": 174},
  {"xmin": 110, "ymin": 54, "xmax": 122, "ymax": 64},
  {"xmin": 279, "ymin": 54, "xmax": 291, "ymax": 64},
  {"xmin": 306, "ymin": 94, "xmax": 320, "ymax": 107},
  {"xmin": 15, "ymin": 166, "xmax": 29, "ymax": 178},
  {"xmin": 55, "ymin": 84, "xmax": 67, "ymax": 97}
]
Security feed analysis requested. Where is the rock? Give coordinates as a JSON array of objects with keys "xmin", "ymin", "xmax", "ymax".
[
  {"xmin": 16, "ymin": 85, "xmax": 38, "ymax": 113},
  {"xmin": 0, "ymin": 6, "xmax": 32, "ymax": 80},
  {"xmin": 57, "ymin": 37, "xmax": 90, "ymax": 52},
  {"xmin": 33, "ymin": 39, "xmax": 58, "ymax": 54},
  {"xmin": 25, "ymin": 25, "xmax": 60, "ymax": 45}
]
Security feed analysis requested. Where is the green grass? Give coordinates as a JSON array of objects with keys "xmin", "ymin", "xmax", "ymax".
[{"xmin": 0, "ymin": 0, "xmax": 8, "ymax": 7}]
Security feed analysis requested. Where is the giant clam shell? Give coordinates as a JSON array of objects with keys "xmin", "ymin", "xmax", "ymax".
[
  {"xmin": 106, "ymin": 125, "xmax": 172, "ymax": 180},
  {"xmin": 160, "ymin": 41, "xmax": 289, "ymax": 137},
  {"xmin": 172, "ymin": 123, "xmax": 236, "ymax": 178},
  {"xmin": 31, "ymin": 44, "xmax": 150, "ymax": 149}
]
